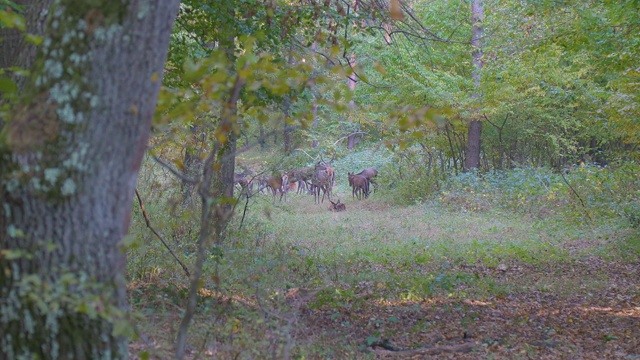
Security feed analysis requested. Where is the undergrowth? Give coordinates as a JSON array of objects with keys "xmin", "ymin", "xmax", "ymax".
[{"xmin": 125, "ymin": 154, "xmax": 639, "ymax": 358}]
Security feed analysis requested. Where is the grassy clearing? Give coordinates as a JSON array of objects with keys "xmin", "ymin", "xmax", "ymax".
[{"xmin": 128, "ymin": 177, "xmax": 639, "ymax": 359}]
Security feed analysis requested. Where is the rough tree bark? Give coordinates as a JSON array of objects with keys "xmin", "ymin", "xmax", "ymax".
[
  {"xmin": 464, "ymin": 0, "xmax": 484, "ymax": 171},
  {"xmin": 0, "ymin": 1, "xmax": 179, "ymax": 358}
]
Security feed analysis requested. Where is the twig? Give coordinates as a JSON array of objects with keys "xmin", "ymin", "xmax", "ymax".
[
  {"xmin": 134, "ymin": 189, "xmax": 191, "ymax": 278},
  {"xmin": 294, "ymin": 148, "xmax": 318, "ymax": 161},
  {"xmin": 151, "ymin": 155, "xmax": 198, "ymax": 184},
  {"xmin": 560, "ymin": 172, "xmax": 592, "ymax": 222},
  {"xmin": 237, "ymin": 191, "xmax": 251, "ymax": 231},
  {"xmin": 333, "ymin": 131, "xmax": 368, "ymax": 147}
]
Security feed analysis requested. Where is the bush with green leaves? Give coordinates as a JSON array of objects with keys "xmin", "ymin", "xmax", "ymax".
[
  {"xmin": 380, "ymin": 146, "xmax": 446, "ymax": 205},
  {"xmin": 436, "ymin": 162, "xmax": 640, "ymax": 225}
]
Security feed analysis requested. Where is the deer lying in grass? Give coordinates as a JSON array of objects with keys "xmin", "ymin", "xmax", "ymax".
[
  {"xmin": 267, "ymin": 174, "xmax": 289, "ymax": 202},
  {"xmin": 355, "ymin": 167, "xmax": 378, "ymax": 194},
  {"xmin": 348, "ymin": 173, "xmax": 370, "ymax": 200},
  {"xmin": 328, "ymin": 199, "xmax": 346, "ymax": 212}
]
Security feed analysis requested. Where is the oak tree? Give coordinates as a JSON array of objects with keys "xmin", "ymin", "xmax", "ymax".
[{"xmin": 0, "ymin": 1, "xmax": 179, "ymax": 358}]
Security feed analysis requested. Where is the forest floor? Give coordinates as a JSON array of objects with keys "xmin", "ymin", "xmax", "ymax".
[
  {"xmin": 129, "ymin": 191, "xmax": 640, "ymax": 359},
  {"xmin": 294, "ymin": 255, "xmax": 639, "ymax": 359}
]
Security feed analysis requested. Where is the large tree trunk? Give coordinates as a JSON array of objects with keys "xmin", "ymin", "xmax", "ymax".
[
  {"xmin": 0, "ymin": 1, "xmax": 179, "ymax": 358},
  {"xmin": 464, "ymin": 0, "xmax": 484, "ymax": 171}
]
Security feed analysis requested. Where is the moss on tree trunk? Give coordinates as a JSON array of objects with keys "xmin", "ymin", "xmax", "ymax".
[{"xmin": 0, "ymin": 1, "xmax": 180, "ymax": 358}]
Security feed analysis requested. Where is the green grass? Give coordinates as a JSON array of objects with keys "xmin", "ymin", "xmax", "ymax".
[{"xmin": 127, "ymin": 160, "xmax": 639, "ymax": 358}]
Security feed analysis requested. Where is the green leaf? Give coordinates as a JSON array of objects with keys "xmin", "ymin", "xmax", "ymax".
[
  {"xmin": 365, "ymin": 336, "xmax": 378, "ymax": 345},
  {"xmin": 0, "ymin": 8, "xmax": 25, "ymax": 30},
  {"xmin": 0, "ymin": 77, "xmax": 17, "ymax": 93},
  {"xmin": 25, "ymin": 33, "xmax": 43, "ymax": 45},
  {"xmin": 112, "ymin": 319, "xmax": 134, "ymax": 337}
]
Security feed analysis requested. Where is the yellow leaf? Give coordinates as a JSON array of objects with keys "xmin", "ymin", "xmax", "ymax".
[
  {"xmin": 390, "ymin": 0, "xmax": 404, "ymax": 20},
  {"xmin": 216, "ymin": 131, "xmax": 227, "ymax": 144}
]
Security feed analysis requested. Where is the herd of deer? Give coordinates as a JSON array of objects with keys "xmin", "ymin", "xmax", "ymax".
[{"xmin": 233, "ymin": 162, "xmax": 378, "ymax": 212}]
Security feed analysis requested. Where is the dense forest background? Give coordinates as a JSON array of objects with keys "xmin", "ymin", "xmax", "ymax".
[{"xmin": 1, "ymin": 0, "xmax": 638, "ymax": 359}]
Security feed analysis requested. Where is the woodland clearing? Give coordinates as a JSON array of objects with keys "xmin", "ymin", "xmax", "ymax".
[{"xmin": 128, "ymin": 188, "xmax": 639, "ymax": 359}]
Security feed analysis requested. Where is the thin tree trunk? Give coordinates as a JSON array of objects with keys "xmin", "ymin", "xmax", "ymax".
[
  {"xmin": 175, "ymin": 30, "xmax": 243, "ymax": 359},
  {"xmin": 182, "ymin": 125, "xmax": 203, "ymax": 206},
  {"xmin": 0, "ymin": 1, "xmax": 179, "ymax": 358},
  {"xmin": 283, "ymin": 44, "xmax": 294, "ymax": 154},
  {"xmin": 310, "ymin": 42, "xmax": 320, "ymax": 148},
  {"xmin": 464, "ymin": 0, "xmax": 484, "ymax": 171},
  {"xmin": 259, "ymin": 121, "xmax": 266, "ymax": 149},
  {"xmin": 347, "ymin": 52, "xmax": 357, "ymax": 149},
  {"xmin": 312, "ymin": 97, "xmax": 319, "ymax": 148}
]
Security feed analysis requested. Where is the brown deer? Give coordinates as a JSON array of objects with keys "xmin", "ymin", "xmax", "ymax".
[
  {"xmin": 348, "ymin": 173, "xmax": 369, "ymax": 200},
  {"xmin": 355, "ymin": 167, "xmax": 378, "ymax": 195},
  {"xmin": 288, "ymin": 166, "xmax": 315, "ymax": 195},
  {"xmin": 315, "ymin": 161, "xmax": 335, "ymax": 199},
  {"xmin": 328, "ymin": 199, "xmax": 346, "ymax": 212},
  {"xmin": 267, "ymin": 174, "xmax": 289, "ymax": 202},
  {"xmin": 311, "ymin": 169, "xmax": 332, "ymax": 204},
  {"xmin": 233, "ymin": 172, "xmax": 254, "ymax": 197}
]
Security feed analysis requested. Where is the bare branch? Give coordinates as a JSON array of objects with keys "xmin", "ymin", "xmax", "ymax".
[
  {"xmin": 294, "ymin": 148, "xmax": 318, "ymax": 161},
  {"xmin": 333, "ymin": 131, "xmax": 369, "ymax": 146},
  {"xmin": 134, "ymin": 189, "xmax": 191, "ymax": 278},
  {"xmin": 151, "ymin": 155, "xmax": 198, "ymax": 184}
]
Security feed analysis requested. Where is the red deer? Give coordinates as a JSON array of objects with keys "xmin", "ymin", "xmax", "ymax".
[
  {"xmin": 288, "ymin": 166, "xmax": 315, "ymax": 195},
  {"xmin": 234, "ymin": 173, "xmax": 254, "ymax": 197},
  {"xmin": 267, "ymin": 174, "xmax": 289, "ymax": 202},
  {"xmin": 348, "ymin": 173, "xmax": 369, "ymax": 200},
  {"xmin": 355, "ymin": 167, "xmax": 378, "ymax": 195},
  {"xmin": 328, "ymin": 199, "xmax": 346, "ymax": 212},
  {"xmin": 326, "ymin": 166, "xmax": 335, "ymax": 195},
  {"xmin": 315, "ymin": 161, "xmax": 335, "ymax": 199},
  {"xmin": 288, "ymin": 179, "xmax": 298, "ymax": 193},
  {"xmin": 311, "ymin": 169, "xmax": 331, "ymax": 204}
]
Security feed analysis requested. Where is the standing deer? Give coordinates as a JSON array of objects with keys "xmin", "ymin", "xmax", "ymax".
[
  {"xmin": 234, "ymin": 172, "xmax": 254, "ymax": 197},
  {"xmin": 315, "ymin": 161, "xmax": 335, "ymax": 199},
  {"xmin": 311, "ymin": 169, "xmax": 332, "ymax": 204},
  {"xmin": 348, "ymin": 173, "xmax": 370, "ymax": 200},
  {"xmin": 288, "ymin": 166, "xmax": 315, "ymax": 195},
  {"xmin": 355, "ymin": 167, "xmax": 378, "ymax": 195},
  {"xmin": 267, "ymin": 174, "xmax": 289, "ymax": 202}
]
